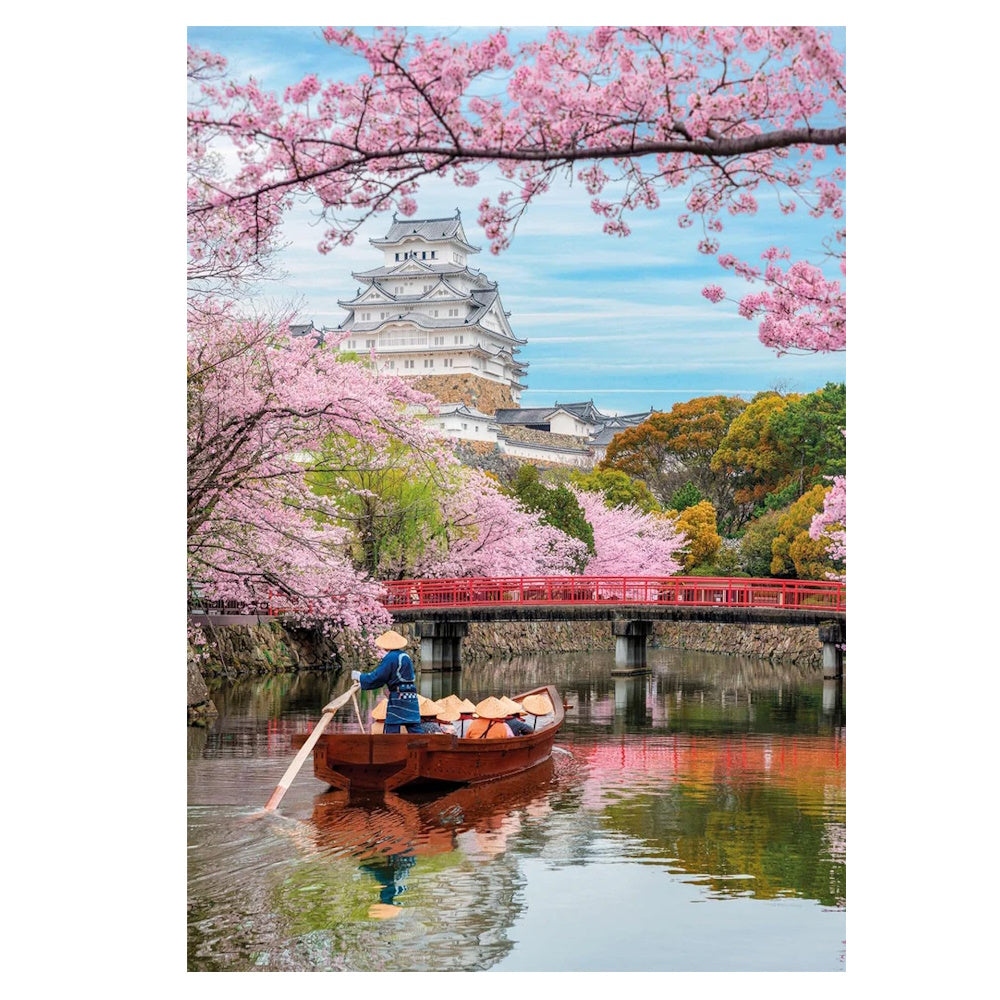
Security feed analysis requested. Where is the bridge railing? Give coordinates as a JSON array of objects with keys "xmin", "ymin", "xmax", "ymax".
[{"xmin": 382, "ymin": 576, "xmax": 845, "ymax": 613}]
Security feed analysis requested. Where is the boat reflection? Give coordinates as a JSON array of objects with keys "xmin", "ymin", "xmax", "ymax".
[{"xmin": 310, "ymin": 759, "xmax": 557, "ymax": 915}]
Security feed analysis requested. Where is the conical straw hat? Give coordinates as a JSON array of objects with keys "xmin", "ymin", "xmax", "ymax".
[
  {"xmin": 370, "ymin": 721, "xmax": 385, "ymax": 734},
  {"xmin": 458, "ymin": 698, "xmax": 477, "ymax": 715},
  {"xmin": 436, "ymin": 705, "xmax": 461, "ymax": 723},
  {"xmin": 521, "ymin": 693, "xmax": 554, "ymax": 716},
  {"xmin": 439, "ymin": 694, "xmax": 464, "ymax": 714},
  {"xmin": 418, "ymin": 695, "xmax": 442, "ymax": 717},
  {"xmin": 499, "ymin": 697, "xmax": 524, "ymax": 716},
  {"xmin": 474, "ymin": 696, "xmax": 508, "ymax": 720},
  {"xmin": 374, "ymin": 629, "xmax": 408, "ymax": 650},
  {"xmin": 371, "ymin": 698, "xmax": 388, "ymax": 721}
]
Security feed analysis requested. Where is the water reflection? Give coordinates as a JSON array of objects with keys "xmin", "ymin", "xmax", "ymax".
[{"xmin": 190, "ymin": 648, "xmax": 845, "ymax": 971}]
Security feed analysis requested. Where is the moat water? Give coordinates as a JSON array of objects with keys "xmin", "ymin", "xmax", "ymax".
[{"xmin": 187, "ymin": 648, "xmax": 845, "ymax": 972}]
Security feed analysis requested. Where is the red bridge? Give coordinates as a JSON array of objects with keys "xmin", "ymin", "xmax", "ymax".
[
  {"xmin": 196, "ymin": 576, "xmax": 846, "ymax": 675},
  {"xmin": 380, "ymin": 575, "xmax": 845, "ymax": 615}
]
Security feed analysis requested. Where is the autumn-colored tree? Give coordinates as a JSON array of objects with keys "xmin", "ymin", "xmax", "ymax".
[
  {"xmin": 570, "ymin": 467, "xmax": 660, "ymax": 514},
  {"xmin": 711, "ymin": 392, "xmax": 802, "ymax": 515},
  {"xmin": 667, "ymin": 500, "xmax": 722, "ymax": 572},
  {"xmin": 770, "ymin": 484, "xmax": 839, "ymax": 579},
  {"xmin": 601, "ymin": 395, "xmax": 748, "ymax": 526},
  {"xmin": 599, "ymin": 414, "xmax": 677, "ymax": 504}
]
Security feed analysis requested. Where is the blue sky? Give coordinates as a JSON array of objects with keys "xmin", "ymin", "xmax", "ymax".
[{"xmin": 188, "ymin": 24, "xmax": 847, "ymax": 416}]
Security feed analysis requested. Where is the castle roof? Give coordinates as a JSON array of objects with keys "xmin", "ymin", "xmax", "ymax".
[
  {"xmin": 435, "ymin": 403, "xmax": 497, "ymax": 422},
  {"xmin": 370, "ymin": 211, "xmax": 480, "ymax": 253}
]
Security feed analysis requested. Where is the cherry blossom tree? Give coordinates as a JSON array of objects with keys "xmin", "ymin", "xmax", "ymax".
[
  {"xmin": 572, "ymin": 488, "xmax": 686, "ymax": 577},
  {"xmin": 808, "ymin": 474, "xmax": 846, "ymax": 580},
  {"xmin": 187, "ymin": 304, "xmax": 449, "ymax": 633},
  {"xmin": 417, "ymin": 470, "xmax": 589, "ymax": 577},
  {"xmin": 188, "ymin": 26, "xmax": 845, "ymax": 354}
]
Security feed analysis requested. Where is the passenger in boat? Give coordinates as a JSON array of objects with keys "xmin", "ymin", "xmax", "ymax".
[
  {"xmin": 520, "ymin": 693, "xmax": 555, "ymax": 731},
  {"xmin": 351, "ymin": 630, "xmax": 428, "ymax": 734},
  {"xmin": 434, "ymin": 704, "xmax": 460, "ymax": 735},
  {"xmin": 463, "ymin": 697, "xmax": 514, "ymax": 739},
  {"xmin": 417, "ymin": 696, "xmax": 452, "ymax": 734},
  {"xmin": 438, "ymin": 694, "xmax": 476, "ymax": 735},
  {"xmin": 500, "ymin": 697, "xmax": 535, "ymax": 736},
  {"xmin": 455, "ymin": 698, "xmax": 477, "ymax": 736}
]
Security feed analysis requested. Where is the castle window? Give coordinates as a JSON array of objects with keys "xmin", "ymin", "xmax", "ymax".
[
  {"xmin": 404, "ymin": 360, "xmax": 415, "ymax": 369},
  {"xmin": 365, "ymin": 339, "xmax": 375, "ymax": 348},
  {"xmin": 424, "ymin": 359, "xmax": 434, "ymax": 368},
  {"xmin": 454, "ymin": 335, "xmax": 464, "ymax": 344},
  {"xmin": 433, "ymin": 336, "xmax": 444, "ymax": 345},
  {"xmin": 394, "ymin": 253, "xmax": 400, "ymax": 261},
  {"xmin": 431, "ymin": 251, "xmax": 436, "ymax": 259},
  {"xmin": 421, "ymin": 252, "xmax": 427, "ymax": 259}
]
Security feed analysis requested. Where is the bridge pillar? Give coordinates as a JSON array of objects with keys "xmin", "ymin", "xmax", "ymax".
[
  {"xmin": 415, "ymin": 620, "xmax": 469, "ymax": 672},
  {"xmin": 818, "ymin": 620, "xmax": 845, "ymax": 678},
  {"xmin": 612, "ymin": 619, "xmax": 653, "ymax": 673}
]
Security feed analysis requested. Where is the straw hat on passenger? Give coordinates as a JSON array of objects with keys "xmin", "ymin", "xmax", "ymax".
[
  {"xmin": 435, "ymin": 704, "xmax": 461, "ymax": 723},
  {"xmin": 418, "ymin": 695, "xmax": 442, "ymax": 718},
  {"xmin": 374, "ymin": 629, "xmax": 409, "ymax": 650},
  {"xmin": 458, "ymin": 698, "xmax": 477, "ymax": 715},
  {"xmin": 499, "ymin": 697, "xmax": 525, "ymax": 716},
  {"xmin": 438, "ymin": 694, "xmax": 464, "ymax": 714},
  {"xmin": 521, "ymin": 693, "xmax": 554, "ymax": 716},
  {"xmin": 474, "ymin": 696, "xmax": 508, "ymax": 720},
  {"xmin": 371, "ymin": 698, "xmax": 388, "ymax": 721},
  {"xmin": 370, "ymin": 721, "xmax": 384, "ymax": 734}
]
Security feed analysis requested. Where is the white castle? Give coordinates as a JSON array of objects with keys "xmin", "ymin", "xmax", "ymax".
[
  {"xmin": 318, "ymin": 210, "xmax": 652, "ymax": 468},
  {"xmin": 335, "ymin": 210, "xmax": 527, "ymax": 404}
]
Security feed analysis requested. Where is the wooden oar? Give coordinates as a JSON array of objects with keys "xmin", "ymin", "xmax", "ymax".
[
  {"xmin": 263, "ymin": 682, "xmax": 360, "ymax": 812},
  {"xmin": 350, "ymin": 688, "xmax": 367, "ymax": 734}
]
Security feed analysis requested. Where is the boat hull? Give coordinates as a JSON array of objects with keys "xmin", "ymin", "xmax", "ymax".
[{"xmin": 307, "ymin": 685, "xmax": 564, "ymax": 793}]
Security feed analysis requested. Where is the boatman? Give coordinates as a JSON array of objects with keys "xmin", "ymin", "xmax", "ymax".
[{"xmin": 351, "ymin": 630, "xmax": 428, "ymax": 734}]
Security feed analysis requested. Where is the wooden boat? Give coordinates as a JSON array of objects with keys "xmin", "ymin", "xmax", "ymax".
[{"xmin": 300, "ymin": 684, "xmax": 564, "ymax": 793}]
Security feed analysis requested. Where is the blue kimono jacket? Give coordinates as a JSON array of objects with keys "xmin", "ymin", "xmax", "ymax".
[{"xmin": 358, "ymin": 649, "xmax": 420, "ymax": 726}]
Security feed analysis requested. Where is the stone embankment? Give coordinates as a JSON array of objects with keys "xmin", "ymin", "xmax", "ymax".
[{"xmin": 187, "ymin": 617, "xmax": 824, "ymax": 722}]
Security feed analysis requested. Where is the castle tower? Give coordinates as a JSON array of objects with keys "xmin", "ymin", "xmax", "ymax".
[{"xmin": 335, "ymin": 210, "xmax": 527, "ymax": 412}]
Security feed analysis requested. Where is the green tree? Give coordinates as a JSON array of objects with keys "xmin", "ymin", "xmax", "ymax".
[
  {"xmin": 306, "ymin": 437, "xmax": 448, "ymax": 578},
  {"xmin": 570, "ymin": 467, "xmax": 661, "ymax": 513},
  {"xmin": 738, "ymin": 510, "xmax": 784, "ymax": 577},
  {"xmin": 669, "ymin": 481, "xmax": 703, "ymax": 512},
  {"xmin": 511, "ymin": 464, "xmax": 595, "ymax": 556},
  {"xmin": 768, "ymin": 381, "xmax": 846, "ymax": 491}
]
